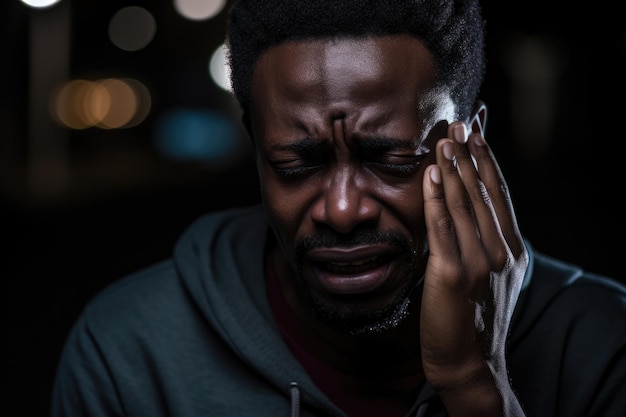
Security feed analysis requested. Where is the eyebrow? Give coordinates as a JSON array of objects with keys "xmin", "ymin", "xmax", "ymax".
[
  {"xmin": 356, "ymin": 135, "xmax": 421, "ymax": 151},
  {"xmin": 267, "ymin": 134, "xmax": 428, "ymax": 155},
  {"xmin": 268, "ymin": 137, "xmax": 322, "ymax": 153}
]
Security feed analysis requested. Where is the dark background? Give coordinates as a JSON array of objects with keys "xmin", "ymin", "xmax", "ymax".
[{"xmin": 3, "ymin": 1, "xmax": 625, "ymax": 415}]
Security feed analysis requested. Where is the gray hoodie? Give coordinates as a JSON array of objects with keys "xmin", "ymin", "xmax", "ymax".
[{"xmin": 51, "ymin": 204, "xmax": 626, "ymax": 417}]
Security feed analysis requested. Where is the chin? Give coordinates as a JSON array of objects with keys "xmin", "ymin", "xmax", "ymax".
[{"xmin": 302, "ymin": 273, "xmax": 421, "ymax": 336}]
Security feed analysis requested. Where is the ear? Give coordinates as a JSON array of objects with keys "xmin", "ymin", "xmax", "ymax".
[{"xmin": 469, "ymin": 100, "xmax": 488, "ymax": 136}]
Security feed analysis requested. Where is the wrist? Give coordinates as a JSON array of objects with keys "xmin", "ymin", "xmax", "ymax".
[
  {"xmin": 436, "ymin": 359, "xmax": 526, "ymax": 417},
  {"xmin": 438, "ymin": 364, "xmax": 504, "ymax": 416}
]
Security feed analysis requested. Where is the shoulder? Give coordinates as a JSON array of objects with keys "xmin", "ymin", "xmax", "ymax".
[
  {"xmin": 508, "ymin": 247, "xmax": 626, "ymax": 415},
  {"xmin": 512, "ymin": 248, "xmax": 626, "ymax": 339},
  {"xmin": 80, "ymin": 259, "xmax": 184, "ymax": 335},
  {"xmin": 523, "ymin": 250, "xmax": 625, "ymax": 316},
  {"xmin": 77, "ymin": 204, "xmax": 268, "ymax": 340}
]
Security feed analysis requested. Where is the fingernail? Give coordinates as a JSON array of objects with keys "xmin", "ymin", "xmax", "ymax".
[
  {"xmin": 454, "ymin": 124, "xmax": 467, "ymax": 144},
  {"xmin": 429, "ymin": 165, "xmax": 441, "ymax": 184},
  {"xmin": 442, "ymin": 141, "xmax": 455, "ymax": 160}
]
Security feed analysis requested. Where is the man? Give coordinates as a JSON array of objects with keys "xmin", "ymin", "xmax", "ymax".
[{"xmin": 51, "ymin": 1, "xmax": 626, "ymax": 416}]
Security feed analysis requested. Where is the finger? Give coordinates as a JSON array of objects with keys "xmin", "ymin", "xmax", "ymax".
[
  {"xmin": 422, "ymin": 163, "xmax": 469, "ymax": 345},
  {"xmin": 467, "ymin": 131, "xmax": 525, "ymax": 258},
  {"xmin": 435, "ymin": 135, "xmax": 488, "ymax": 272},
  {"xmin": 421, "ymin": 164, "xmax": 490, "ymax": 379},
  {"xmin": 422, "ymin": 163, "xmax": 461, "ymax": 276},
  {"xmin": 449, "ymin": 123, "xmax": 509, "ymax": 269}
]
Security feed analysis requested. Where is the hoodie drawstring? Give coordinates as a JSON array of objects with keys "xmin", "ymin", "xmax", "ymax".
[
  {"xmin": 414, "ymin": 402, "xmax": 428, "ymax": 417},
  {"xmin": 289, "ymin": 382, "xmax": 301, "ymax": 417},
  {"xmin": 288, "ymin": 380, "xmax": 433, "ymax": 417}
]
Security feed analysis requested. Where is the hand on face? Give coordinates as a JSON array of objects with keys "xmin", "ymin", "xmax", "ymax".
[{"xmin": 420, "ymin": 120, "xmax": 528, "ymax": 412}]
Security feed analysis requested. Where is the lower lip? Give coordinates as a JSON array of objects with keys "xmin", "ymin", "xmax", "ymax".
[{"xmin": 314, "ymin": 263, "xmax": 391, "ymax": 295}]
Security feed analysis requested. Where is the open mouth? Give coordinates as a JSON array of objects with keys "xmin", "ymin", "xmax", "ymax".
[
  {"xmin": 307, "ymin": 249, "xmax": 397, "ymax": 295},
  {"xmin": 318, "ymin": 255, "xmax": 390, "ymax": 275}
]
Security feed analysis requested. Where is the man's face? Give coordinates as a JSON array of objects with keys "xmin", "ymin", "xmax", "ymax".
[{"xmin": 249, "ymin": 35, "xmax": 456, "ymax": 335}]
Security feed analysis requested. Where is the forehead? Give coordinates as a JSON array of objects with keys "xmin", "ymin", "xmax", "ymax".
[
  {"xmin": 254, "ymin": 35, "xmax": 436, "ymax": 96},
  {"xmin": 249, "ymin": 35, "xmax": 454, "ymax": 139}
]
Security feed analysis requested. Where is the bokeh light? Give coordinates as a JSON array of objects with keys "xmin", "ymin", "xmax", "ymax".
[
  {"xmin": 123, "ymin": 79, "xmax": 152, "ymax": 128},
  {"xmin": 209, "ymin": 43, "xmax": 232, "ymax": 92},
  {"xmin": 108, "ymin": 6, "xmax": 157, "ymax": 52},
  {"xmin": 51, "ymin": 78, "xmax": 151, "ymax": 130},
  {"xmin": 20, "ymin": 0, "xmax": 62, "ymax": 8},
  {"xmin": 154, "ymin": 108, "xmax": 240, "ymax": 164},
  {"xmin": 96, "ymin": 78, "xmax": 137, "ymax": 129},
  {"xmin": 174, "ymin": 0, "xmax": 227, "ymax": 21}
]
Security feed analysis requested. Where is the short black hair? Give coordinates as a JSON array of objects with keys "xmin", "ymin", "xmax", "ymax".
[{"xmin": 226, "ymin": 0, "xmax": 486, "ymax": 121}]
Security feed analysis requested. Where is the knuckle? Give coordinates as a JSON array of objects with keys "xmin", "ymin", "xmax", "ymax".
[
  {"xmin": 433, "ymin": 214, "xmax": 456, "ymax": 238},
  {"xmin": 450, "ymin": 194, "xmax": 474, "ymax": 215}
]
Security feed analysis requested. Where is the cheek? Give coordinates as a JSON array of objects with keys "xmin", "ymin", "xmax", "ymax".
[
  {"xmin": 259, "ymin": 170, "xmax": 311, "ymax": 244},
  {"xmin": 374, "ymin": 170, "xmax": 429, "ymax": 237}
]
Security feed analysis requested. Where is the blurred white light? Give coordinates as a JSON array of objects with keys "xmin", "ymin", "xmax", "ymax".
[
  {"xmin": 21, "ymin": 0, "xmax": 61, "ymax": 8},
  {"xmin": 174, "ymin": 0, "xmax": 227, "ymax": 21},
  {"xmin": 109, "ymin": 6, "xmax": 157, "ymax": 52},
  {"xmin": 209, "ymin": 44, "xmax": 232, "ymax": 92}
]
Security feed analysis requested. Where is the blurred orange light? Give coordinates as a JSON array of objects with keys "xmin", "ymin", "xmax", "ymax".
[
  {"xmin": 123, "ymin": 78, "xmax": 152, "ymax": 128},
  {"xmin": 84, "ymin": 81, "xmax": 112, "ymax": 126},
  {"xmin": 96, "ymin": 78, "xmax": 136, "ymax": 129},
  {"xmin": 52, "ymin": 79, "xmax": 95, "ymax": 129},
  {"xmin": 51, "ymin": 78, "xmax": 151, "ymax": 130}
]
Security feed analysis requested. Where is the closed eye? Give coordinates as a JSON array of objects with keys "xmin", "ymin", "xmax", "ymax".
[
  {"xmin": 367, "ymin": 154, "xmax": 426, "ymax": 177},
  {"xmin": 273, "ymin": 161, "xmax": 322, "ymax": 180},
  {"xmin": 357, "ymin": 135, "xmax": 429, "ymax": 178},
  {"xmin": 267, "ymin": 136, "xmax": 326, "ymax": 180}
]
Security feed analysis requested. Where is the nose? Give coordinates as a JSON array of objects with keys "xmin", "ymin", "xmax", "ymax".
[
  {"xmin": 310, "ymin": 117, "xmax": 380, "ymax": 234},
  {"xmin": 310, "ymin": 166, "xmax": 380, "ymax": 234}
]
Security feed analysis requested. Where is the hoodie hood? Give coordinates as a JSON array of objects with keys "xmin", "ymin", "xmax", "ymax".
[{"xmin": 173, "ymin": 204, "xmax": 346, "ymax": 416}]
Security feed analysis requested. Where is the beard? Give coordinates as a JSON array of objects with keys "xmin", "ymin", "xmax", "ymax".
[{"xmin": 293, "ymin": 229, "xmax": 426, "ymax": 336}]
